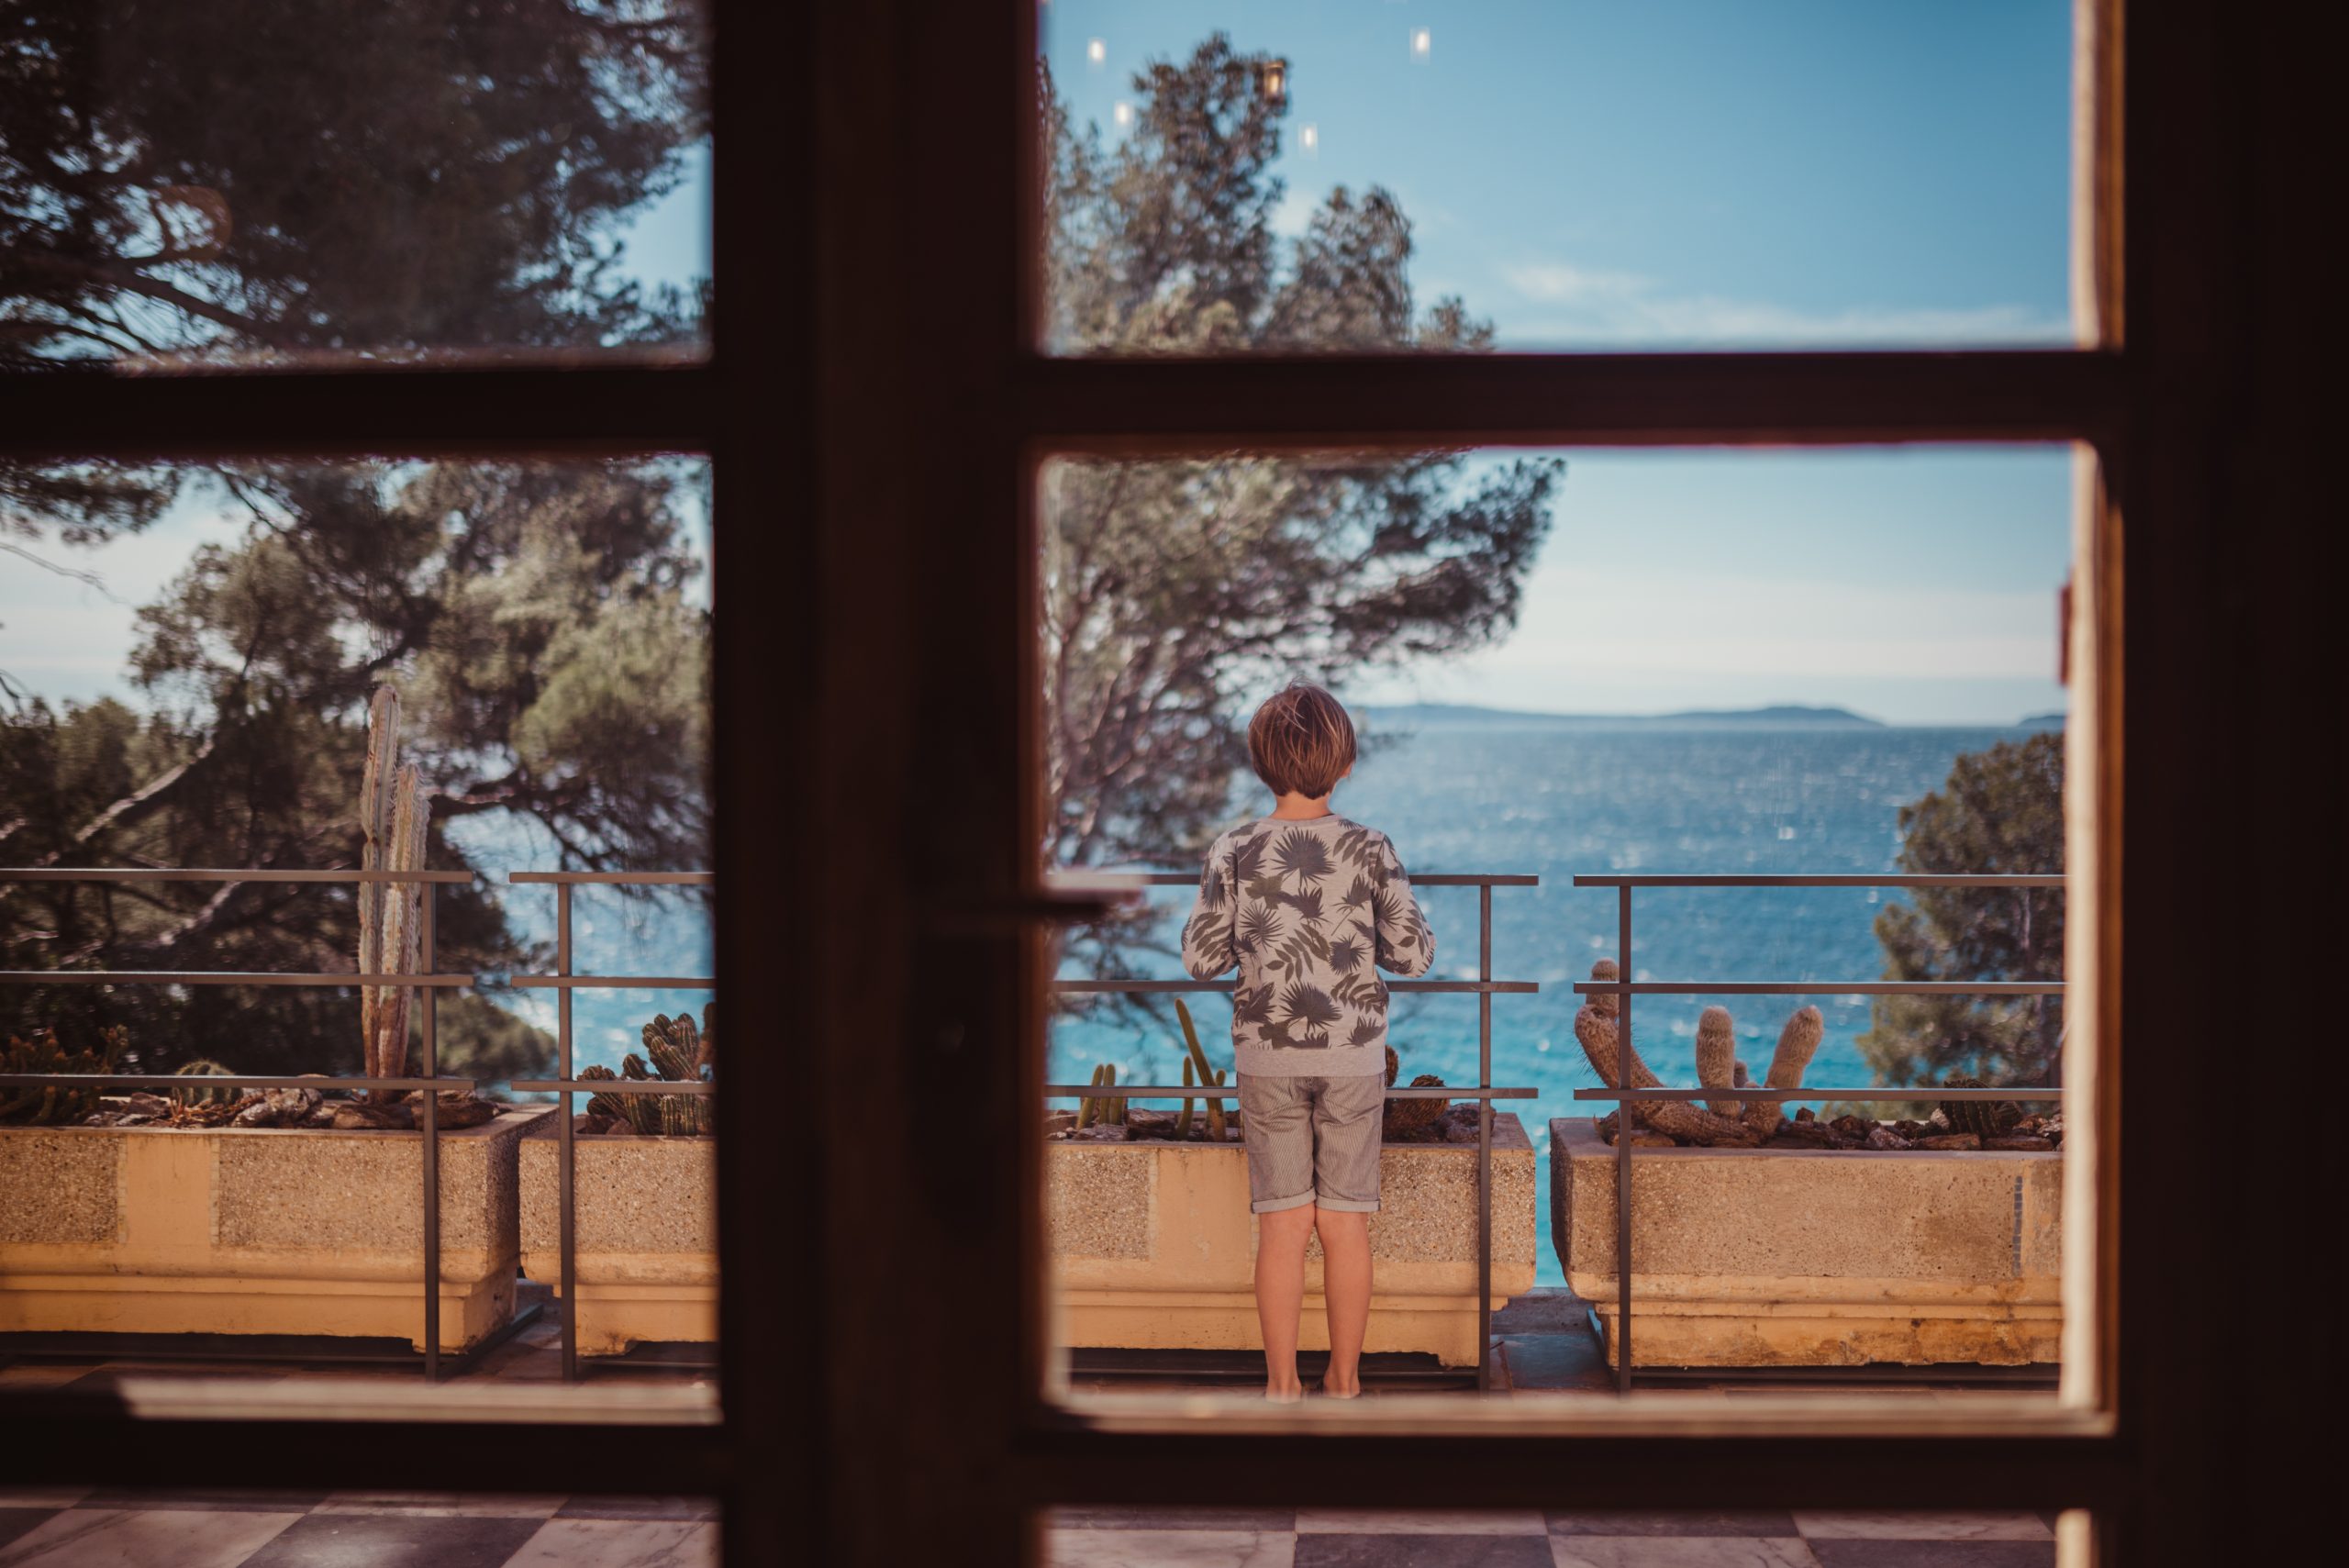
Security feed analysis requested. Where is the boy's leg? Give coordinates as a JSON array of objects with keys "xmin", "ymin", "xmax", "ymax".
[
  {"xmin": 1238, "ymin": 1074, "xmax": 1316, "ymax": 1401},
  {"xmin": 1309, "ymin": 1074, "xmax": 1386, "ymax": 1398},
  {"xmin": 1316, "ymin": 1209, "xmax": 1372, "ymax": 1396},
  {"xmin": 1253, "ymin": 1203, "xmax": 1317, "ymax": 1401}
]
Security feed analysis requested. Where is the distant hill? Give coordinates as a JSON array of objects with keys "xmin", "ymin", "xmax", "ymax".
[
  {"xmin": 1360, "ymin": 703, "xmax": 1886, "ymax": 730},
  {"xmin": 2016, "ymin": 711, "xmax": 2068, "ymax": 729}
]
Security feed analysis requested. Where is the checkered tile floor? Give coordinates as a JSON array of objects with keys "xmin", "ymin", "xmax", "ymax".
[
  {"xmin": 1044, "ymin": 1508, "xmax": 2065, "ymax": 1567},
  {"xmin": 0, "ymin": 1490, "xmax": 717, "ymax": 1567},
  {"xmin": 0, "ymin": 1494, "xmax": 2060, "ymax": 1567}
]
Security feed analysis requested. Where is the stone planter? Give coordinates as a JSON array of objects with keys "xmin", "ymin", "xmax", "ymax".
[
  {"xmin": 518, "ymin": 1119, "xmax": 714, "ymax": 1355},
  {"xmin": 1049, "ymin": 1115, "xmax": 1538, "ymax": 1369},
  {"xmin": 0, "ymin": 1106, "xmax": 544, "ymax": 1351},
  {"xmin": 1549, "ymin": 1117, "xmax": 2061, "ymax": 1367}
]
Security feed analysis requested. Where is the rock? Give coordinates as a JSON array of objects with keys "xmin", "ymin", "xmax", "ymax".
[
  {"xmin": 1913, "ymin": 1132, "xmax": 1982, "ymax": 1151},
  {"xmin": 1829, "ymin": 1115, "xmax": 1873, "ymax": 1141},
  {"xmin": 1892, "ymin": 1119, "xmax": 1932, "ymax": 1140},
  {"xmin": 1041, "ymin": 1111, "xmax": 1077, "ymax": 1136},
  {"xmin": 1127, "ymin": 1107, "xmax": 1175, "ymax": 1131},
  {"xmin": 1793, "ymin": 1106, "xmax": 1817, "ymax": 1122},
  {"xmin": 1773, "ymin": 1118, "xmax": 1836, "ymax": 1145},
  {"xmin": 432, "ymin": 1093, "xmax": 498, "ymax": 1129},
  {"xmin": 574, "ymin": 1113, "xmax": 616, "ymax": 1135},
  {"xmin": 1071, "ymin": 1122, "xmax": 1130, "ymax": 1142},
  {"xmin": 125, "ymin": 1092, "xmax": 172, "ymax": 1118},
  {"xmin": 234, "ymin": 1085, "xmax": 324, "ymax": 1129},
  {"xmin": 329, "ymin": 1101, "xmax": 415, "ymax": 1130},
  {"xmin": 604, "ymin": 1119, "xmax": 636, "ymax": 1136},
  {"xmin": 1983, "ymin": 1135, "xmax": 2055, "ymax": 1151},
  {"xmin": 1864, "ymin": 1125, "xmax": 1913, "ymax": 1151}
]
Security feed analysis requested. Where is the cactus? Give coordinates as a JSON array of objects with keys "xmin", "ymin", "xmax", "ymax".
[
  {"xmin": 1572, "ymin": 960, "xmax": 1760, "ymax": 1146},
  {"xmin": 1938, "ymin": 1074, "xmax": 2021, "ymax": 1139},
  {"xmin": 0, "ymin": 1027, "xmax": 127, "ymax": 1125},
  {"xmin": 580, "ymin": 1006, "xmax": 717, "ymax": 1136},
  {"xmin": 1380, "ymin": 1043, "xmax": 1447, "ymax": 1136},
  {"xmin": 357, "ymin": 686, "xmax": 430, "ymax": 1103},
  {"xmin": 1173, "ymin": 999, "xmax": 1228, "ymax": 1140},
  {"xmin": 1742, "ymin": 1006, "xmax": 1824, "ymax": 1134},
  {"xmin": 1695, "ymin": 1006, "xmax": 1738, "ymax": 1115},
  {"xmin": 1175, "ymin": 1056, "xmax": 1196, "ymax": 1139},
  {"xmin": 171, "ymin": 1058, "xmax": 239, "ymax": 1108},
  {"xmin": 1078, "ymin": 1062, "xmax": 1127, "ymax": 1129}
]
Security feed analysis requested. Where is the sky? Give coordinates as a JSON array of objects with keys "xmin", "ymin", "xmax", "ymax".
[{"xmin": 0, "ymin": 1, "xmax": 2078, "ymax": 728}]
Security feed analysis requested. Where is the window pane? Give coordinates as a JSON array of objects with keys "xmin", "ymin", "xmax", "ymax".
[
  {"xmin": 1040, "ymin": 446, "xmax": 2088, "ymax": 1418},
  {"xmin": 1039, "ymin": 3, "xmax": 2072, "ymax": 353},
  {"xmin": 1, "ymin": 458, "xmax": 717, "ymax": 1416},
  {"xmin": 2, "ymin": 5, "xmax": 710, "ymax": 369}
]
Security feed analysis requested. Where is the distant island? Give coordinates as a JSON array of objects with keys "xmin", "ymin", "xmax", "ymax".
[
  {"xmin": 1360, "ymin": 703, "xmax": 1887, "ymax": 730},
  {"xmin": 2016, "ymin": 711, "xmax": 2068, "ymax": 728}
]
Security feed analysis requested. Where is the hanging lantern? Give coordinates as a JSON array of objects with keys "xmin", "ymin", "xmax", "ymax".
[{"xmin": 1257, "ymin": 58, "xmax": 1288, "ymax": 108}]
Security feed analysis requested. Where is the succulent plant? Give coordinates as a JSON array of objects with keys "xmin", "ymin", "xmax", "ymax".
[
  {"xmin": 1742, "ymin": 1006, "xmax": 1824, "ymax": 1134},
  {"xmin": 1695, "ymin": 1006, "xmax": 1738, "ymax": 1115},
  {"xmin": 1938, "ymin": 1073, "xmax": 2021, "ymax": 1139},
  {"xmin": 1572, "ymin": 960, "xmax": 1761, "ymax": 1146},
  {"xmin": 357, "ymin": 686, "xmax": 430, "ymax": 1103},
  {"xmin": 581, "ymin": 1006, "xmax": 716, "ymax": 1136},
  {"xmin": 170, "ymin": 1058, "xmax": 239, "ymax": 1108},
  {"xmin": 0, "ymin": 1027, "xmax": 127, "ymax": 1125}
]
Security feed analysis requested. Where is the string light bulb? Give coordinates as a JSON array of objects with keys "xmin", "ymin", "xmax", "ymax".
[
  {"xmin": 1112, "ymin": 101, "xmax": 1132, "ymax": 128},
  {"xmin": 1409, "ymin": 28, "xmax": 1431, "ymax": 62},
  {"xmin": 1086, "ymin": 38, "xmax": 1106, "ymax": 67},
  {"xmin": 1299, "ymin": 124, "xmax": 1319, "ymax": 154}
]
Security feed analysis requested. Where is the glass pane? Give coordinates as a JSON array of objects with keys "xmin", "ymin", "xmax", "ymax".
[
  {"xmin": 0, "ymin": 1485, "xmax": 718, "ymax": 1562},
  {"xmin": 2, "ymin": 5, "xmax": 710, "ymax": 368},
  {"xmin": 1039, "ymin": 3, "xmax": 2072, "ymax": 353},
  {"xmin": 1040, "ymin": 446, "xmax": 2087, "ymax": 1417},
  {"xmin": 1, "ymin": 458, "xmax": 717, "ymax": 1415}
]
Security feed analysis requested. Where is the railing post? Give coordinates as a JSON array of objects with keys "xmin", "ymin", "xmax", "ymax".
[
  {"xmin": 557, "ymin": 882, "xmax": 578, "ymax": 1383},
  {"xmin": 420, "ymin": 884, "xmax": 440, "ymax": 1382},
  {"xmin": 1615, "ymin": 883, "xmax": 1633, "ymax": 1396},
  {"xmin": 1476, "ymin": 882, "xmax": 1493, "ymax": 1393}
]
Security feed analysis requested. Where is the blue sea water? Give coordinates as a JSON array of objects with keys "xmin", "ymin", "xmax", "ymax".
[{"xmin": 1048, "ymin": 717, "xmax": 2058, "ymax": 1287}]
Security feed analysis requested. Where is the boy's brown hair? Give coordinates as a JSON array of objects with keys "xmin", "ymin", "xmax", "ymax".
[{"xmin": 1247, "ymin": 684, "xmax": 1357, "ymax": 799}]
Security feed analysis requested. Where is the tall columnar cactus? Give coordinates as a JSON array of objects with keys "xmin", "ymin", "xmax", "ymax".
[
  {"xmin": 1573, "ymin": 960, "xmax": 1760, "ymax": 1146},
  {"xmin": 1174, "ymin": 999, "xmax": 1228, "ymax": 1140},
  {"xmin": 1695, "ymin": 1006, "xmax": 1739, "ymax": 1115},
  {"xmin": 0, "ymin": 1027, "xmax": 126, "ymax": 1125},
  {"xmin": 358, "ymin": 687, "xmax": 429, "ymax": 1102},
  {"xmin": 1742, "ymin": 1006, "xmax": 1824, "ymax": 1133}
]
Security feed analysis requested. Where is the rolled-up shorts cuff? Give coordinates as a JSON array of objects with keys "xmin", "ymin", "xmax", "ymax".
[
  {"xmin": 1251, "ymin": 1190, "xmax": 1318, "ymax": 1216},
  {"xmin": 1313, "ymin": 1193, "xmax": 1380, "ymax": 1214}
]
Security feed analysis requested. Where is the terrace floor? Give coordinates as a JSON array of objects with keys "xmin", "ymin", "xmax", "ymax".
[{"xmin": 0, "ymin": 1290, "xmax": 2065, "ymax": 1566}]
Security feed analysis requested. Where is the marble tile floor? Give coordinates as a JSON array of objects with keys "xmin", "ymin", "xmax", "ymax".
[
  {"xmin": 0, "ymin": 1495, "xmax": 2061, "ymax": 1568},
  {"xmin": 0, "ymin": 1492, "xmax": 718, "ymax": 1568}
]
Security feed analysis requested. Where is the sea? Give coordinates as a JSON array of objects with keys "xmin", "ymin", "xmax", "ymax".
[
  {"xmin": 1045, "ymin": 712, "xmax": 2062, "ymax": 1287},
  {"xmin": 462, "ymin": 712, "xmax": 2059, "ymax": 1289}
]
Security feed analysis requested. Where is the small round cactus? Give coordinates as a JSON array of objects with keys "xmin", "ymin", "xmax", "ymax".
[{"xmin": 170, "ymin": 1059, "xmax": 239, "ymax": 1107}]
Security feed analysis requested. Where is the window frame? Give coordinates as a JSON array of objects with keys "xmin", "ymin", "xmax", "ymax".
[{"xmin": 6, "ymin": 1, "xmax": 2327, "ymax": 1563}]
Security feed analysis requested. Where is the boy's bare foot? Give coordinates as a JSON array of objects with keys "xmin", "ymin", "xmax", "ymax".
[
  {"xmin": 1264, "ymin": 1379, "xmax": 1306, "ymax": 1404},
  {"xmin": 1317, "ymin": 1380, "xmax": 1362, "ymax": 1400}
]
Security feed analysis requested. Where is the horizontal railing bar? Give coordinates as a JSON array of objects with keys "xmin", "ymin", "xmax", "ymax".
[
  {"xmin": 1571, "ymin": 980, "xmax": 2062, "ymax": 995},
  {"xmin": 1572, "ymin": 1086, "xmax": 2064, "ymax": 1102},
  {"xmin": 508, "ymin": 872, "xmax": 713, "ymax": 884},
  {"xmin": 0, "ymin": 971, "xmax": 474, "ymax": 987},
  {"xmin": 508, "ymin": 976, "xmax": 716, "ymax": 990},
  {"xmin": 1570, "ymin": 873, "xmax": 2062, "ymax": 888},
  {"xmin": 1043, "ymin": 1085, "xmax": 1537, "ymax": 1100},
  {"xmin": 1052, "ymin": 979, "xmax": 1538, "ymax": 994},
  {"xmin": 1058, "ymin": 873, "xmax": 1539, "ymax": 887},
  {"xmin": 509, "ymin": 1080, "xmax": 712, "ymax": 1095},
  {"xmin": 1, "ymin": 868, "xmax": 473, "ymax": 884},
  {"xmin": 0, "ymin": 1074, "xmax": 473, "ymax": 1092}
]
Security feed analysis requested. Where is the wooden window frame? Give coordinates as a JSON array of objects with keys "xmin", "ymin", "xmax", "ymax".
[{"xmin": 4, "ymin": 2, "xmax": 2328, "ymax": 1563}]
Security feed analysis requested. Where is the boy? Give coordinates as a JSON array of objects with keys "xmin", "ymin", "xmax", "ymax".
[{"xmin": 1181, "ymin": 684, "xmax": 1436, "ymax": 1401}]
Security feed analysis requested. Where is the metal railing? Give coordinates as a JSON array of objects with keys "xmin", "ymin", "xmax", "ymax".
[
  {"xmin": 1045, "ymin": 872, "xmax": 1540, "ymax": 1391},
  {"xmin": 505, "ymin": 870, "xmax": 715, "ymax": 1383},
  {"xmin": 1568, "ymin": 873, "xmax": 2066, "ymax": 1394},
  {"xmin": 0, "ymin": 866, "xmax": 488, "ymax": 1380}
]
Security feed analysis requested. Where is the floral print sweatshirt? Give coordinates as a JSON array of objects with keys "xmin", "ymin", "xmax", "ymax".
[{"xmin": 1180, "ymin": 814, "xmax": 1436, "ymax": 1077}]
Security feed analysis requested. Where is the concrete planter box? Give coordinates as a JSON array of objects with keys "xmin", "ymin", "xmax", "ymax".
[
  {"xmin": 518, "ymin": 1120, "xmax": 715, "ymax": 1355},
  {"xmin": 1549, "ymin": 1117, "xmax": 2061, "ymax": 1367},
  {"xmin": 1049, "ymin": 1115, "xmax": 1538, "ymax": 1369},
  {"xmin": 0, "ymin": 1107, "xmax": 543, "ymax": 1351}
]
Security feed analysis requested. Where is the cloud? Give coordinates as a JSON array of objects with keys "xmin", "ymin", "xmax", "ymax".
[{"xmin": 1500, "ymin": 261, "xmax": 2070, "ymax": 346}]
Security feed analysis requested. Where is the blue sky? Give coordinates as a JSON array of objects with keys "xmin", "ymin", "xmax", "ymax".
[
  {"xmin": 1042, "ymin": 0, "xmax": 2075, "ymax": 348},
  {"xmin": 0, "ymin": 3, "xmax": 2077, "ymax": 727}
]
